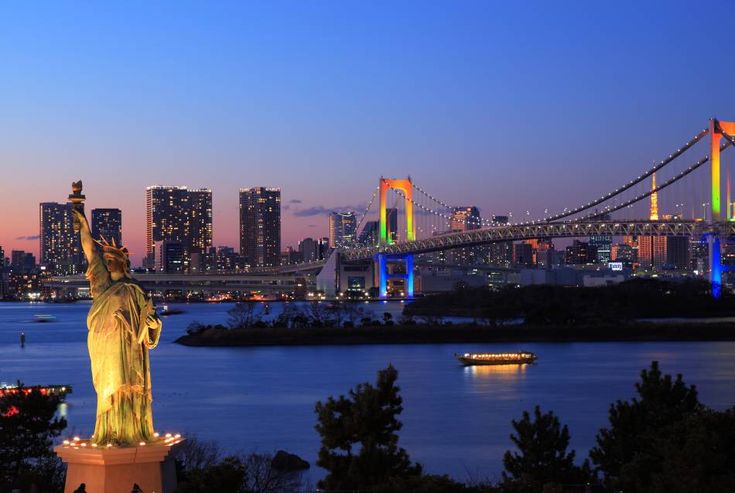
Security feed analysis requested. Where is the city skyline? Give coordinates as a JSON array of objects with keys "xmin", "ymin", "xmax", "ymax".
[{"xmin": 2, "ymin": 2, "xmax": 735, "ymax": 262}]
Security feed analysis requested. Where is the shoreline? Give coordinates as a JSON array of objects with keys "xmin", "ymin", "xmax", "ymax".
[{"xmin": 175, "ymin": 321, "xmax": 735, "ymax": 347}]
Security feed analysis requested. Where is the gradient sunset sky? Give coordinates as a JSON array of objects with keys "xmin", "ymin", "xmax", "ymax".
[{"xmin": 1, "ymin": 1, "xmax": 735, "ymax": 263}]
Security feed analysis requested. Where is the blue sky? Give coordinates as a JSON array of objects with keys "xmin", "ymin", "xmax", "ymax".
[{"xmin": 1, "ymin": 1, "xmax": 734, "ymax": 260}]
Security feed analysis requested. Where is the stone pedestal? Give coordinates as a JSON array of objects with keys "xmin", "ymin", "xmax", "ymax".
[{"xmin": 55, "ymin": 439, "xmax": 181, "ymax": 493}]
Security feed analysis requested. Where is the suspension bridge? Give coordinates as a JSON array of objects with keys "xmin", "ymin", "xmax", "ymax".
[{"xmin": 316, "ymin": 118, "xmax": 735, "ymax": 299}]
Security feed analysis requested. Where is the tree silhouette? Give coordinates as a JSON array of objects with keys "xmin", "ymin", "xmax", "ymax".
[
  {"xmin": 502, "ymin": 406, "xmax": 591, "ymax": 492},
  {"xmin": 590, "ymin": 361, "xmax": 702, "ymax": 491},
  {"xmin": 315, "ymin": 365, "xmax": 420, "ymax": 490},
  {"xmin": 0, "ymin": 386, "xmax": 67, "ymax": 491}
]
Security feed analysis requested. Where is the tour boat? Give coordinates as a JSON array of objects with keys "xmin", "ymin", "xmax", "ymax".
[
  {"xmin": 454, "ymin": 352, "xmax": 537, "ymax": 366},
  {"xmin": 0, "ymin": 383, "xmax": 72, "ymax": 397}
]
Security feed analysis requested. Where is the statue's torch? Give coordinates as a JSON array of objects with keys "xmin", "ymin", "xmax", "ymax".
[{"xmin": 69, "ymin": 180, "xmax": 86, "ymax": 232}]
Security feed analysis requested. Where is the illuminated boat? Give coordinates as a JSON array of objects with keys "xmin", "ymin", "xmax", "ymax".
[
  {"xmin": 0, "ymin": 383, "xmax": 72, "ymax": 397},
  {"xmin": 454, "ymin": 352, "xmax": 537, "ymax": 366}
]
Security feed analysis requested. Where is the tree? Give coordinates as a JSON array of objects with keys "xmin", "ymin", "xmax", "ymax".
[
  {"xmin": 174, "ymin": 439, "xmax": 307, "ymax": 493},
  {"xmin": 315, "ymin": 365, "xmax": 421, "ymax": 490},
  {"xmin": 502, "ymin": 406, "xmax": 591, "ymax": 492},
  {"xmin": 590, "ymin": 361, "xmax": 702, "ymax": 491},
  {"xmin": 0, "ymin": 386, "xmax": 67, "ymax": 491},
  {"xmin": 228, "ymin": 302, "xmax": 262, "ymax": 329}
]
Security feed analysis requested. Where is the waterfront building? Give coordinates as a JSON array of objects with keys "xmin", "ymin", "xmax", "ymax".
[
  {"xmin": 450, "ymin": 206, "xmax": 481, "ymax": 231},
  {"xmin": 688, "ymin": 237, "xmax": 707, "ymax": 277},
  {"xmin": 358, "ymin": 221, "xmax": 379, "ymax": 246},
  {"xmin": 512, "ymin": 242, "xmax": 534, "ymax": 267},
  {"xmin": 447, "ymin": 206, "xmax": 485, "ymax": 265},
  {"xmin": 328, "ymin": 211, "xmax": 357, "ymax": 248},
  {"xmin": 536, "ymin": 239, "xmax": 555, "ymax": 269},
  {"xmin": 318, "ymin": 237, "xmax": 330, "ymax": 260},
  {"xmin": 611, "ymin": 243, "xmax": 635, "ymax": 267},
  {"xmin": 39, "ymin": 202, "xmax": 83, "ymax": 275},
  {"xmin": 10, "ymin": 250, "xmax": 36, "ymax": 274},
  {"xmin": 145, "ymin": 186, "xmax": 213, "ymax": 270},
  {"xmin": 154, "ymin": 240, "xmax": 185, "ymax": 273},
  {"xmin": 666, "ymin": 236, "xmax": 690, "ymax": 270},
  {"xmin": 565, "ymin": 240, "xmax": 597, "ymax": 265},
  {"xmin": 639, "ymin": 236, "xmax": 667, "ymax": 270},
  {"xmin": 91, "ymin": 208, "xmax": 122, "ymax": 246},
  {"xmin": 488, "ymin": 216, "xmax": 513, "ymax": 267},
  {"xmin": 590, "ymin": 235, "xmax": 612, "ymax": 263},
  {"xmin": 299, "ymin": 237, "xmax": 319, "ymax": 262},
  {"xmin": 239, "ymin": 187, "xmax": 281, "ymax": 267},
  {"xmin": 215, "ymin": 246, "xmax": 242, "ymax": 272}
]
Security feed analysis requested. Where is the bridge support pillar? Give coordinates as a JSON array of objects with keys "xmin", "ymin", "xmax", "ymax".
[
  {"xmin": 376, "ymin": 253, "xmax": 414, "ymax": 299},
  {"xmin": 709, "ymin": 233, "xmax": 723, "ymax": 299}
]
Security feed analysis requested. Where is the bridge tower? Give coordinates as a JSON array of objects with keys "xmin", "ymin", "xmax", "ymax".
[
  {"xmin": 709, "ymin": 119, "xmax": 735, "ymax": 297},
  {"xmin": 376, "ymin": 177, "xmax": 415, "ymax": 298}
]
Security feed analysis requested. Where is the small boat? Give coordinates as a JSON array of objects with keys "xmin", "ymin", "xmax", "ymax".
[
  {"xmin": 0, "ymin": 383, "xmax": 72, "ymax": 397},
  {"xmin": 159, "ymin": 305, "xmax": 184, "ymax": 316},
  {"xmin": 454, "ymin": 352, "xmax": 537, "ymax": 366},
  {"xmin": 33, "ymin": 314, "xmax": 56, "ymax": 323}
]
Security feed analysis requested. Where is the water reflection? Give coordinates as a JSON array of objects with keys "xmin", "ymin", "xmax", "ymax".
[{"xmin": 463, "ymin": 363, "xmax": 529, "ymax": 380}]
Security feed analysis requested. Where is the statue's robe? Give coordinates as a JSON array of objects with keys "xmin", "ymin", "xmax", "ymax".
[{"xmin": 86, "ymin": 251, "xmax": 160, "ymax": 445}]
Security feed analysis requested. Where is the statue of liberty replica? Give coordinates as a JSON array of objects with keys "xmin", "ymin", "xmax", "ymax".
[{"xmin": 69, "ymin": 181, "xmax": 163, "ymax": 446}]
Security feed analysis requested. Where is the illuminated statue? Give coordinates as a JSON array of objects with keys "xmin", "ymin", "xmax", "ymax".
[{"xmin": 70, "ymin": 182, "xmax": 162, "ymax": 445}]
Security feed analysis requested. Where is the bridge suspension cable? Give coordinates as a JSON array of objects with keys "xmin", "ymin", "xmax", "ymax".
[
  {"xmin": 543, "ymin": 127, "xmax": 709, "ymax": 222},
  {"xmin": 411, "ymin": 182, "xmax": 497, "ymax": 227},
  {"xmin": 584, "ymin": 141, "xmax": 732, "ymax": 219},
  {"xmin": 354, "ymin": 186, "xmax": 379, "ymax": 240}
]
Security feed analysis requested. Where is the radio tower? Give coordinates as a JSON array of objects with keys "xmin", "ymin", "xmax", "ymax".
[{"xmin": 649, "ymin": 172, "xmax": 659, "ymax": 221}]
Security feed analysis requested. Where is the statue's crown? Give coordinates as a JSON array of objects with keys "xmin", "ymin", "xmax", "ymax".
[{"xmin": 95, "ymin": 236, "xmax": 129, "ymax": 259}]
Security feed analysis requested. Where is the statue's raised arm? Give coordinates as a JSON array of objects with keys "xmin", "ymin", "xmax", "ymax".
[{"xmin": 71, "ymin": 208, "xmax": 97, "ymax": 265}]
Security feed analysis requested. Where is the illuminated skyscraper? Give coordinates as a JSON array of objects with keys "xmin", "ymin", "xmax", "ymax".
[
  {"xmin": 91, "ymin": 208, "xmax": 122, "ymax": 246},
  {"xmin": 187, "ymin": 189, "xmax": 214, "ymax": 255},
  {"xmin": 145, "ymin": 186, "xmax": 212, "ymax": 270},
  {"xmin": 39, "ymin": 202, "xmax": 83, "ymax": 275},
  {"xmin": 239, "ymin": 187, "xmax": 281, "ymax": 267},
  {"xmin": 450, "ymin": 206, "xmax": 481, "ymax": 231},
  {"xmin": 328, "ymin": 211, "xmax": 357, "ymax": 248}
]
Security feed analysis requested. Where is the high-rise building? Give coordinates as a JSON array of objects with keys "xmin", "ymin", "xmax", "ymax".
[
  {"xmin": 187, "ymin": 189, "xmax": 214, "ymax": 256},
  {"xmin": 358, "ymin": 221, "xmax": 379, "ymax": 246},
  {"xmin": 215, "ymin": 246, "xmax": 242, "ymax": 272},
  {"xmin": 513, "ymin": 242, "xmax": 534, "ymax": 267},
  {"xmin": 10, "ymin": 250, "xmax": 36, "ymax": 274},
  {"xmin": 318, "ymin": 237, "xmax": 330, "ymax": 260},
  {"xmin": 565, "ymin": 240, "xmax": 597, "ymax": 265},
  {"xmin": 450, "ymin": 206, "xmax": 481, "ymax": 231},
  {"xmin": 145, "ymin": 186, "xmax": 213, "ymax": 270},
  {"xmin": 666, "ymin": 236, "xmax": 690, "ymax": 270},
  {"xmin": 299, "ymin": 237, "xmax": 319, "ymax": 262},
  {"xmin": 154, "ymin": 240, "xmax": 184, "ymax": 273},
  {"xmin": 536, "ymin": 239, "xmax": 555, "ymax": 268},
  {"xmin": 488, "ymin": 215, "xmax": 512, "ymax": 267},
  {"xmin": 611, "ymin": 243, "xmax": 635, "ymax": 266},
  {"xmin": 328, "ymin": 212, "xmax": 357, "ymax": 248},
  {"xmin": 239, "ymin": 187, "xmax": 281, "ymax": 267},
  {"xmin": 590, "ymin": 235, "xmax": 612, "ymax": 263},
  {"xmin": 91, "ymin": 208, "xmax": 122, "ymax": 246},
  {"xmin": 39, "ymin": 202, "xmax": 83, "ymax": 275}
]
